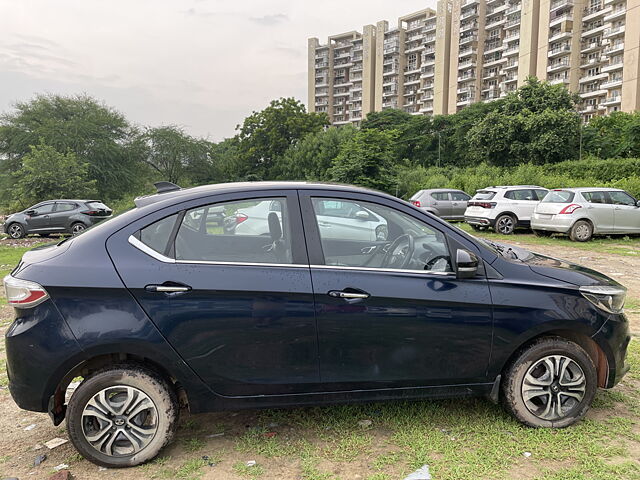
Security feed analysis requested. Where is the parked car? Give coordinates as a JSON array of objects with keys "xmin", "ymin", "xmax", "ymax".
[
  {"xmin": 464, "ymin": 186, "xmax": 549, "ymax": 234},
  {"xmin": 2, "ymin": 200, "xmax": 112, "ymax": 238},
  {"xmin": 409, "ymin": 189, "xmax": 471, "ymax": 220},
  {"xmin": 4, "ymin": 181, "xmax": 630, "ymax": 468},
  {"xmin": 225, "ymin": 198, "xmax": 388, "ymax": 241},
  {"xmin": 531, "ymin": 188, "xmax": 640, "ymax": 241}
]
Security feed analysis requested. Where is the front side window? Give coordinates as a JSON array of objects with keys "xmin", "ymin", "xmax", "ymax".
[
  {"xmin": 451, "ymin": 192, "xmax": 470, "ymax": 201},
  {"xmin": 608, "ymin": 191, "xmax": 636, "ymax": 206},
  {"xmin": 31, "ymin": 203, "xmax": 54, "ymax": 215},
  {"xmin": 175, "ymin": 197, "xmax": 292, "ymax": 264},
  {"xmin": 311, "ymin": 197, "xmax": 452, "ymax": 273}
]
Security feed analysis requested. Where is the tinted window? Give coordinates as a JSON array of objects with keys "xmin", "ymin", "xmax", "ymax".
[
  {"xmin": 311, "ymin": 197, "xmax": 452, "ymax": 273},
  {"xmin": 608, "ymin": 191, "xmax": 636, "ymax": 206},
  {"xmin": 472, "ymin": 191, "xmax": 496, "ymax": 200},
  {"xmin": 451, "ymin": 192, "xmax": 470, "ymax": 201},
  {"xmin": 87, "ymin": 201, "xmax": 110, "ymax": 211},
  {"xmin": 582, "ymin": 191, "xmax": 607, "ymax": 204},
  {"xmin": 175, "ymin": 198, "xmax": 292, "ymax": 264},
  {"xmin": 314, "ymin": 199, "xmax": 372, "ymax": 219},
  {"xmin": 140, "ymin": 214, "xmax": 179, "ymax": 255},
  {"xmin": 31, "ymin": 203, "xmax": 54, "ymax": 215},
  {"xmin": 542, "ymin": 191, "xmax": 574, "ymax": 203},
  {"xmin": 431, "ymin": 192, "xmax": 449, "ymax": 201},
  {"xmin": 410, "ymin": 190, "xmax": 424, "ymax": 200},
  {"xmin": 504, "ymin": 189, "xmax": 535, "ymax": 201},
  {"xmin": 55, "ymin": 202, "xmax": 77, "ymax": 212},
  {"xmin": 534, "ymin": 189, "xmax": 549, "ymax": 201}
]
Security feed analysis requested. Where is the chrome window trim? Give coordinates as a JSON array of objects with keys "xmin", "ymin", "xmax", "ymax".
[
  {"xmin": 310, "ymin": 264, "xmax": 455, "ymax": 276},
  {"xmin": 128, "ymin": 235, "xmax": 175, "ymax": 263}
]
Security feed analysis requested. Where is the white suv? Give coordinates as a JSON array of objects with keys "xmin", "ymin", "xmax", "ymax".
[{"xmin": 464, "ymin": 186, "xmax": 549, "ymax": 235}]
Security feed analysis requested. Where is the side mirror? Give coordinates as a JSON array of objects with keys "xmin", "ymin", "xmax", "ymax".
[
  {"xmin": 25, "ymin": 209, "xmax": 36, "ymax": 216},
  {"xmin": 456, "ymin": 249, "xmax": 479, "ymax": 279},
  {"xmin": 355, "ymin": 211, "xmax": 370, "ymax": 220}
]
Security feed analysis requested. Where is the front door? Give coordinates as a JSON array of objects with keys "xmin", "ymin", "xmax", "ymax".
[
  {"xmin": 26, "ymin": 202, "xmax": 54, "ymax": 231},
  {"xmin": 608, "ymin": 191, "xmax": 640, "ymax": 233},
  {"xmin": 108, "ymin": 192, "xmax": 319, "ymax": 396},
  {"xmin": 450, "ymin": 191, "xmax": 471, "ymax": 219},
  {"xmin": 299, "ymin": 191, "xmax": 493, "ymax": 389}
]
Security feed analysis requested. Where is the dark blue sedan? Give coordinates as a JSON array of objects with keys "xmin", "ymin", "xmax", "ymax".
[{"xmin": 3, "ymin": 182, "xmax": 631, "ymax": 467}]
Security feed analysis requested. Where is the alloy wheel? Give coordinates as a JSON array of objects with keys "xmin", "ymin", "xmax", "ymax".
[
  {"xmin": 521, "ymin": 355, "xmax": 586, "ymax": 421},
  {"xmin": 497, "ymin": 216, "xmax": 514, "ymax": 234},
  {"xmin": 72, "ymin": 223, "xmax": 86, "ymax": 235},
  {"xmin": 8, "ymin": 224, "xmax": 23, "ymax": 239},
  {"xmin": 81, "ymin": 385, "xmax": 159, "ymax": 457}
]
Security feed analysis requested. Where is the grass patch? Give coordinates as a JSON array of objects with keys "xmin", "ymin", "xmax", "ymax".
[
  {"xmin": 0, "ymin": 242, "xmax": 46, "ymax": 277},
  {"xmin": 233, "ymin": 461, "xmax": 264, "ymax": 478}
]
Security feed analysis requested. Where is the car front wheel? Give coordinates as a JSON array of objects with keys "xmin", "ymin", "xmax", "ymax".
[
  {"xmin": 7, "ymin": 223, "xmax": 26, "ymax": 239},
  {"xmin": 502, "ymin": 337, "xmax": 596, "ymax": 428},
  {"xmin": 66, "ymin": 365, "xmax": 178, "ymax": 468}
]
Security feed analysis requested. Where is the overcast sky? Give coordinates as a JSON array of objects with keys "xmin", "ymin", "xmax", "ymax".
[{"xmin": 0, "ymin": 0, "xmax": 436, "ymax": 141}]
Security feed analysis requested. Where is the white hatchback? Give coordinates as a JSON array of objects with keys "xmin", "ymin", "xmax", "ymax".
[{"xmin": 531, "ymin": 188, "xmax": 640, "ymax": 241}]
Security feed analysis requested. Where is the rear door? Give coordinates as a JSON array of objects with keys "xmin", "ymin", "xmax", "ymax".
[
  {"xmin": 299, "ymin": 190, "xmax": 493, "ymax": 388},
  {"xmin": 107, "ymin": 191, "xmax": 319, "ymax": 396},
  {"xmin": 608, "ymin": 191, "xmax": 640, "ymax": 233},
  {"xmin": 50, "ymin": 202, "xmax": 77, "ymax": 231},
  {"xmin": 430, "ymin": 192, "xmax": 452, "ymax": 218},
  {"xmin": 504, "ymin": 189, "xmax": 540, "ymax": 222},
  {"xmin": 582, "ymin": 191, "xmax": 615, "ymax": 232}
]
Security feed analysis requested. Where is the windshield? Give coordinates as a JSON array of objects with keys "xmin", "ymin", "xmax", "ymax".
[
  {"xmin": 542, "ymin": 190, "xmax": 574, "ymax": 203},
  {"xmin": 472, "ymin": 191, "xmax": 496, "ymax": 200}
]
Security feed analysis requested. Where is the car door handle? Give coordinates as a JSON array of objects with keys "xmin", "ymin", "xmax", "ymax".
[
  {"xmin": 145, "ymin": 284, "xmax": 191, "ymax": 293},
  {"xmin": 328, "ymin": 290, "xmax": 370, "ymax": 299}
]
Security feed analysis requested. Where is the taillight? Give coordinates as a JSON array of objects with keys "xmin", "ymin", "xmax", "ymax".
[
  {"xmin": 411, "ymin": 200, "xmax": 421, "ymax": 207},
  {"xmin": 235, "ymin": 213, "xmax": 248, "ymax": 224},
  {"xmin": 559, "ymin": 204, "xmax": 582, "ymax": 214},
  {"xmin": 469, "ymin": 201, "xmax": 496, "ymax": 209},
  {"xmin": 3, "ymin": 275, "xmax": 49, "ymax": 308}
]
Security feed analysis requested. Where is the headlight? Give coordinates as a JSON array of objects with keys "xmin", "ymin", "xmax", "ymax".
[{"xmin": 579, "ymin": 285, "xmax": 626, "ymax": 314}]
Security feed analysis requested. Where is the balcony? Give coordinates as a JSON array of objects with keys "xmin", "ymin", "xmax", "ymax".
[
  {"xmin": 600, "ymin": 77, "xmax": 623, "ymax": 89},
  {"xmin": 404, "ymin": 64, "xmax": 421, "ymax": 74},
  {"xmin": 601, "ymin": 61, "xmax": 624, "ymax": 73},
  {"xmin": 457, "ymin": 86, "xmax": 475, "ymax": 94},
  {"xmin": 548, "ymin": 31, "xmax": 573, "ymax": 43},
  {"xmin": 457, "ymin": 95, "xmax": 476, "ymax": 106},
  {"xmin": 548, "ymin": 77, "xmax": 570, "ymax": 85},
  {"xmin": 603, "ymin": 25, "xmax": 625, "ymax": 39},
  {"xmin": 581, "ymin": 40, "xmax": 602, "ymax": 53},
  {"xmin": 547, "ymin": 60, "xmax": 571, "ymax": 72},
  {"xmin": 461, "ymin": 8, "xmax": 479, "ymax": 20},
  {"xmin": 579, "ymin": 56, "xmax": 603, "ymax": 68},
  {"xmin": 458, "ymin": 58, "xmax": 477, "ymax": 68},
  {"xmin": 583, "ymin": 4, "xmax": 607, "ymax": 20},
  {"xmin": 549, "ymin": 12, "xmax": 572, "ymax": 26},
  {"xmin": 405, "ymin": 78, "xmax": 421, "ymax": 86},
  {"xmin": 459, "ymin": 46, "xmax": 476, "ymax": 58},
  {"xmin": 582, "ymin": 23, "xmax": 607, "ymax": 38},
  {"xmin": 603, "ymin": 42, "xmax": 624, "ymax": 56},
  {"xmin": 315, "ymin": 62, "xmax": 329, "ymax": 69},
  {"xmin": 457, "ymin": 73, "xmax": 477, "ymax": 82},
  {"xmin": 579, "ymin": 71, "xmax": 608, "ymax": 83},
  {"xmin": 460, "ymin": 21, "xmax": 478, "ymax": 33},
  {"xmin": 548, "ymin": 44, "xmax": 571, "ymax": 57},
  {"xmin": 579, "ymin": 88, "xmax": 607, "ymax": 98},
  {"xmin": 602, "ymin": 96, "xmax": 621, "ymax": 105},
  {"xmin": 604, "ymin": 7, "xmax": 626, "ymax": 22},
  {"xmin": 550, "ymin": 0, "xmax": 573, "ymax": 11},
  {"xmin": 485, "ymin": 16, "xmax": 506, "ymax": 29},
  {"xmin": 505, "ymin": 4, "xmax": 521, "ymax": 15},
  {"xmin": 504, "ymin": 60, "xmax": 519, "ymax": 70},
  {"xmin": 505, "ymin": 17, "xmax": 521, "ymax": 28},
  {"xmin": 461, "ymin": 0, "xmax": 479, "ymax": 6},
  {"xmin": 459, "ymin": 35, "xmax": 478, "ymax": 45}
]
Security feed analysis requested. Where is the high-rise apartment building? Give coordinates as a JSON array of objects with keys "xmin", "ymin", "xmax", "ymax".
[{"xmin": 308, "ymin": 0, "xmax": 639, "ymax": 124}]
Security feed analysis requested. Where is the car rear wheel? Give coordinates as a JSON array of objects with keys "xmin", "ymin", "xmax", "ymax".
[
  {"xmin": 71, "ymin": 222, "xmax": 86, "ymax": 235},
  {"xmin": 66, "ymin": 365, "xmax": 178, "ymax": 468},
  {"xmin": 569, "ymin": 220, "xmax": 593, "ymax": 242},
  {"xmin": 495, "ymin": 214, "xmax": 516, "ymax": 235},
  {"xmin": 7, "ymin": 223, "xmax": 26, "ymax": 239},
  {"xmin": 532, "ymin": 229, "xmax": 552, "ymax": 237},
  {"xmin": 502, "ymin": 337, "xmax": 596, "ymax": 428}
]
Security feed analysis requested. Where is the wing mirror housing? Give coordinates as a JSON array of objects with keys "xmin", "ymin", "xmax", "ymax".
[
  {"xmin": 456, "ymin": 249, "xmax": 479, "ymax": 279},
  {"xmin": 25, "ymin": 209, "xmax": 36, "ymax": 216},
  {"xmin": 355, "ymin": 211, "xmax": 370, "ymax": 220}
]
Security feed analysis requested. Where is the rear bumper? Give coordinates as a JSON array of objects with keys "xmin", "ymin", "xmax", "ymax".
[
  {"xmin": 531, "ymin": 214, "xmax": 573, "ymax": 233},
  {"xmin": 465, "ymin": 216, "xmax": 494, "ymax": 227}
]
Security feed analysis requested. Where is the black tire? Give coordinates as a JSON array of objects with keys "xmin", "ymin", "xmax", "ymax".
[
  {"xmin": 70, "ymin": 222, "xmax": 87, "ymax": 235},
  {"xmin": 495, "ymin": 214, "xmax": 516, "ymax": 235},
  {"xmin": 7, "ymin": 223, "xmax": 26, "ymax": 239},
  {"xmin": 532, "ymin": 229, "xmax": 552, "ymax": 237},
  {"xmin": 38, "ymin": 233, "xmax": 51, "ymax": 238},
  {"xmin": 569, "ymin": 220, "xmax": 593, "ymax": 242},
  {"xmin": 501, "ymin": 337, "xmax": 596, "ymax": 428},
  {"xmin": 66, "ymin": 365, "xmax": 179, "ymax": 468}
]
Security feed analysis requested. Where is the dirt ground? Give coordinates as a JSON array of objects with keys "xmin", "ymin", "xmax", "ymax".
[{"xmin": 0, "ymin": 238, "xmax": 639, "ymax": 480}]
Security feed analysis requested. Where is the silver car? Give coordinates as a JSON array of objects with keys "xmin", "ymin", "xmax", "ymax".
[
  {"xmin": 410, "ymin": 189, "xmax": 471, "ymax": 220},
  {"xmin": 531, "ymin": 187, "xmax": 640, "ymax": 241}
]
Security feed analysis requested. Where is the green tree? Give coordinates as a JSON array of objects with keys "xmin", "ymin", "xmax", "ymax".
[
  {"xmin": 11, "ymin": 141, "xmax": 97, "ymax": 209},
  {"xmin": 329, "ymin": 129, "xmax": 399, "ymax": 193},
  {"xmin": 139, "ymin": 126, "xmax": 213, "ymax": 185},
  {"xmin": 235, "ymin": 98, "xmax": 329, "ymax": 179},
  {"xmin": 0, "ymin": 94, "xmax": 147, "ymax": 203},
  {"xmin": 275, "ymin": 125, "xmax": 357, "ymax": 181}
]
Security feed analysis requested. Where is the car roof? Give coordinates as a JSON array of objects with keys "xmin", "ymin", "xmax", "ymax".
[
  {"xmin": 419, "ymin": 188, "xmax": 466, "ymax": 193},
  {"xmin": 34, "ymin": 199, "xmax": 100, "ymax": 204},
  {"xmin": 134, "ymin": 181, "xmax": 393, "ymax": 208},
  {"xmin": 550, "ymin": 187, "xmax": 624, "ymax": 193},
  {"xmin": 478, "ymin": 185, "xmax": 546, "ymax": 191}
]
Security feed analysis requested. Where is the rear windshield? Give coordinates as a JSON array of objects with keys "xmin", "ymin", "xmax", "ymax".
[
  {"xmin": 472, "ymin": 191, "xmax": 496, "ymax": 200},
  {"xmin": 87, "ymin": 201, "xmax": 111, "ymax": 210},
  {"xmin": 410, "ymin": 191, "xmax": 424, "ymax": 200},
  {"xmin": 542, "ymin": 191, "xmax": 575, "ymax": 203}
]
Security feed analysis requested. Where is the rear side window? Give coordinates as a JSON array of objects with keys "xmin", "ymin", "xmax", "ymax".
[
  {"xmin": 175, "ymin": 197, "xmax": 292, "ymax": 264},
  {"xmin": 55, "ymin": 202, "xmax": 77, "ymax": 212},
  {"xmin": 473, "ymin": 191, "xmax": 496, "ymax": 201},
  {"xmin": 504, "ymin": 189, "xmax": 535, "ymax": 201},
  {"xmin": 582, "ymin": 191, "xmax": 607, "ymax": 204},
  {"xmin": 542, "ymin": 191, "xmax": 574, "ymax": 203},
  {"xmin": 140, "ymin": 214, "xmax": 179, "ymax": 255},
  {"xmin": 431, "ymin": 192, "xmax": 449, "ymax": 201},
  {"xmin": 451, "ymin": 192, "xmax": 470, "ymax": 201}
]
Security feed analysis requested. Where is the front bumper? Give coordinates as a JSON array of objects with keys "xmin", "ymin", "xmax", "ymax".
[
  {"xmin": 592, "ymin": 313, "xmax": 632, "ymax": 388},
  {"xmin": 531, "ymin": 213, "xmax": 573, "ymax": 233},
  {"xmin": 465, "ymin": 216, "xmax": 495, "ymax": 227}
]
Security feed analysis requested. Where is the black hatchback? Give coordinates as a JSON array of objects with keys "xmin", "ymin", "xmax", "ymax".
[
  {"xmin": 3, "ymin": 182, "xmax": 631, "ymax": 468},
  {"xmin": 3, "ymin": 199, "xmax": 112, "ymax": 238}
]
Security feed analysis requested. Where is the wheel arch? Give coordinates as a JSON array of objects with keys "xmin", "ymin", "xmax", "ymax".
[{"xmin": 499, "ymin": 329, "xmax": 609, "ymax": 389}]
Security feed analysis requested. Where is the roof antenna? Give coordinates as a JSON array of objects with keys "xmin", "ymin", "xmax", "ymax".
[{"xmin": 154, "ymin": 181, "xmax": 181, "ymax": 194}]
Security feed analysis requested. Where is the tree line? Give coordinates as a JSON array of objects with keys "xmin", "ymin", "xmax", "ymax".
[{"xmin": 1, "ymin": 77, "xmax": 639, "ymax": 212}]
